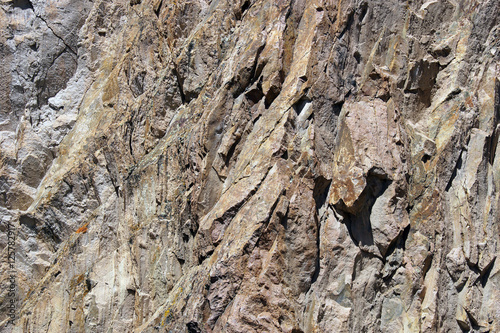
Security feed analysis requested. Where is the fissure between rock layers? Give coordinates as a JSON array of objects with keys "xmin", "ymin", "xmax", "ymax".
[{"xmin": 0, "ymin": 0, "xmax": 499, "ymax": 332}]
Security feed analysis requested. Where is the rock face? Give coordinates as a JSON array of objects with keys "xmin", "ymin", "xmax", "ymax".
[{"xmin": 0, "ymin": 0, "xmax": 499, "ymax": 332}]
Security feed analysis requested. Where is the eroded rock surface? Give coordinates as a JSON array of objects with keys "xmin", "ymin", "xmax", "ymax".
[{"xmin": 0, "ymin": 0, "xmax": 499, "ymax": 332}]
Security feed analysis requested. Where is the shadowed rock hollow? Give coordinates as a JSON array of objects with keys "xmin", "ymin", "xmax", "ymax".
[{"xmin": 0, "ymin": 0, "xmax": 499, "ymax": 332}]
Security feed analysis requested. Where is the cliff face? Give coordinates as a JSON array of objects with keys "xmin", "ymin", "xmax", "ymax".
[{"xmin": 0, "ymin": 0, "xmax": 499, "ymax": 332}]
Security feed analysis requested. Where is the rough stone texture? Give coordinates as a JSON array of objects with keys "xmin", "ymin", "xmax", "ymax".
[{"xmin": 0, "ymin": 0, "xmax": 499, "ymax": 332}]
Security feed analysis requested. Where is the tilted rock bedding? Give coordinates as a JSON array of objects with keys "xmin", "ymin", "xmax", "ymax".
[{"xmin": 0, "ymin": 0, "xmax": 499, "ymax": 332}]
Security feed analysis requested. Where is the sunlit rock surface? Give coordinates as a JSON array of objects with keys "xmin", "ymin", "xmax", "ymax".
[{"xmin": 0, "ymin": 0, "xmax": 499, "ymax": 332}]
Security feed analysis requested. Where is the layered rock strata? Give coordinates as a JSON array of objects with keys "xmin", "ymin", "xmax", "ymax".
[{"xmin": 0, "ymin": 0, "xmax": 499, "ymax": 332}]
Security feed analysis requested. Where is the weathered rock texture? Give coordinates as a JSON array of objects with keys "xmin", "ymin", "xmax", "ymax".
[{"xmin": 1, "ymin": 0, "xmax": 499, "ymax": 332}]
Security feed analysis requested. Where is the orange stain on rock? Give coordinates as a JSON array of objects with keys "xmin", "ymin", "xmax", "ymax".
[{"xmin": 76, "ymin": 223, "xmax": 89, "ymax": 233}]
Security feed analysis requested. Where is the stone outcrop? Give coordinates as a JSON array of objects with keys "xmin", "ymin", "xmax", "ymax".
[{"xmin": 0, "ymin": 0, "xmax": 499, "ymax": 332}]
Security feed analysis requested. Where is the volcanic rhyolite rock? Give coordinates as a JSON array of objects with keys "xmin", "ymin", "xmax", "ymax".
[{"xmin": 0, "ymin": 0, "xmax": 499, "ymax": 331}]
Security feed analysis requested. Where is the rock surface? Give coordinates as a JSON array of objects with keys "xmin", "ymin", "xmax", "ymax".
[{"xmin": 0, "ymin": 0, "xmax": 499, "ymax": 332}]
